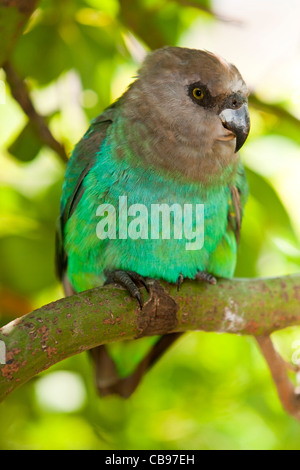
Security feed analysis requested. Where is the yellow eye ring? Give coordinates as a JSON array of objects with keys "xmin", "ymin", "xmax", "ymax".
[{"xmin": 193, "ymin": 88, "xmax": 204, "ymax": 100}]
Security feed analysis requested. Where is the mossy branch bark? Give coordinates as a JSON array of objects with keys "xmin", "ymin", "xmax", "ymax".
[{"xmin": 1, "ymin": 275, "xmax": 300, "ymax": 404}]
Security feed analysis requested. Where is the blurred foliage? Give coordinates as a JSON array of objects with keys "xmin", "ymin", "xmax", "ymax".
[{"xmin": 1, "ymin": 0, "xmax": 300, "ymax": 450}]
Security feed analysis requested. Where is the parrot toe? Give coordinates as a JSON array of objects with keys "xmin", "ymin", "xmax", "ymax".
[
  {"xmin": 176, "ymin": 273, "xmax": 184, "ymax": 291},
  {"xmin": 195, "ymin": 270, "xmax": 217, "ymax": 285},
  {"xmin": 105, "ymin": 270, "xmax": 150, "ymax": 308},
  {"xmin": 177, "ymin": 271, "xmax": 217, "ymax": 290}
]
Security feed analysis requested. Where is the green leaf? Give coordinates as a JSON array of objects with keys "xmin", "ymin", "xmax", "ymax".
[
  {"xmin": 0, "ymin": 0, "xmax": 38, "ymax": 66},
  {"xmin": 8, "ymin": 122, "xmax": 43, "ymax": 162}
]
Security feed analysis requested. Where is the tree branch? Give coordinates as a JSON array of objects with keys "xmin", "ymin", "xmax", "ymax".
[
  {"xmin": 256, "ymin": 336, "xmax": 300, "ymax": 421},
  {"xmin": 0, "ymin": 0, "xmax": 39, "ymax": 66},
  {"xmin": 249, "ymin": 94, "xmax": 300, "ymax": 131},
  {"xmin": 172, "ymin": 0, "xmax": 243, "ymax": 24},
  {"xmin": 0, "ymin": 1, "xmax": 68, "ymax": 163},
  {"xmin": 1, "ymin": 275, "xmax": 300, "ymax": 406},
  {"xmin": 3, "ymin": 62, "xmax": 69, "ymax": 163}
]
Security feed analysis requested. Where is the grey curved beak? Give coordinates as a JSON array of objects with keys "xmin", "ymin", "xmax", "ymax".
[{"xmin": 219, "ymin": 103, "xmax": 250, "ymax": 152}]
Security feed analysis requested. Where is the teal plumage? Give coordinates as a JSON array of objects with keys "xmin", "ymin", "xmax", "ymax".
[
  {"xmin": 56, "ymin": 46, "xmax": 250, "ymax": 396},
  {"xmin": 63, "ymin": 128, "xmax": 247, "ymax": 291}
]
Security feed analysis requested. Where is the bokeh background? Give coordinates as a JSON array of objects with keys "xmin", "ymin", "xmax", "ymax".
[{"xmin": 1, "ymin": 0, "xmax": 300, "ymax": 450}]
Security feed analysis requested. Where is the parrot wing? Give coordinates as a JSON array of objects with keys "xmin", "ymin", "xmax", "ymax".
[
  {"xmin": 55, "ymin": 105, "xmax": 116, "ymax": 281},
  {"xmin": 207, "ymin": 160, "xmax": 248, "ymax": 279},
  {"xmin": 228, "ymin": 160, "xmax": 248, "ymax": 244},
  {"xmin": 54, "ymin": 102, "xmax": 152, "ymax": 398}
]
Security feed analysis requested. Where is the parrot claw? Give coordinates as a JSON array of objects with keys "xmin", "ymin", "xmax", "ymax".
[
  {"xmin": 105, "ymin": 270, "xmax": 149, "ymax": 308},
  {"xmin": 126, "ymin": 271, "xmax": 150, "ymax": 293},
  {"xmin": 195, "ymin": 270, "xmax": 217, "ymax": 285},
  {"xmin": 176, "ymin": 273, "xmax": 184, "ymax": 291},
  {"xmin": 177, "ymin": 271, "xmax": 217, "ymax": 291}
]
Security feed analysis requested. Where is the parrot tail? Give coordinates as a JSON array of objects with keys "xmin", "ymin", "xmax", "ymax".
[{"xmin": 90, "ymin": 334, "xmax": 182, "ymax": 398}]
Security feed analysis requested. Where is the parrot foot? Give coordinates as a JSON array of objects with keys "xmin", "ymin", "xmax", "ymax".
[
  {"xmin": 176, "ymin": 270, "xmax": 216, "ymax": 291},
  {"xmin": 195, "ymin": 270, "xmax": 217, "ymax": 285},
  {"xmin": 105, "ymin": 270, "xmax": 150, "ymax": 308}
]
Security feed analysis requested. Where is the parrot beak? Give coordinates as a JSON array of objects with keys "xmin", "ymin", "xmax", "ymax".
[{"xmin": 219, "ymin": 103, "xmax": 250, "ymax": 153}]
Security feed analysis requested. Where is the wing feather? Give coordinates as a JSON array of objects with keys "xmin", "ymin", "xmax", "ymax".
[
  {"xmin": 55, "ymin": 107, "xmax": 115, "ymax": 280},
  {"xmin": 228, "ymin": 162, "xmax": 248, "ymax": 243}
]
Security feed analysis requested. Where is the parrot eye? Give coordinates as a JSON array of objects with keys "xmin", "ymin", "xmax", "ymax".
[
  {"xmin": 192, "ymin": 88, "xmax": 204, "ymax": 100},
  {"xmin": 188, "ymin": 82, "xmax": 212, "ymax": 107}
]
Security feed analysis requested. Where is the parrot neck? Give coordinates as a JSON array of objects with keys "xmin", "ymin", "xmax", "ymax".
[{"xmin": 109, "ymin": 111, "xmax": 239, "ymax": 187}]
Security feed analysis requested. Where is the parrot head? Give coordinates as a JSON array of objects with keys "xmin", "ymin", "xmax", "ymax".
[{"xmin": 121, "ymin": 47, "xmax": 250, "ymax": 182}]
